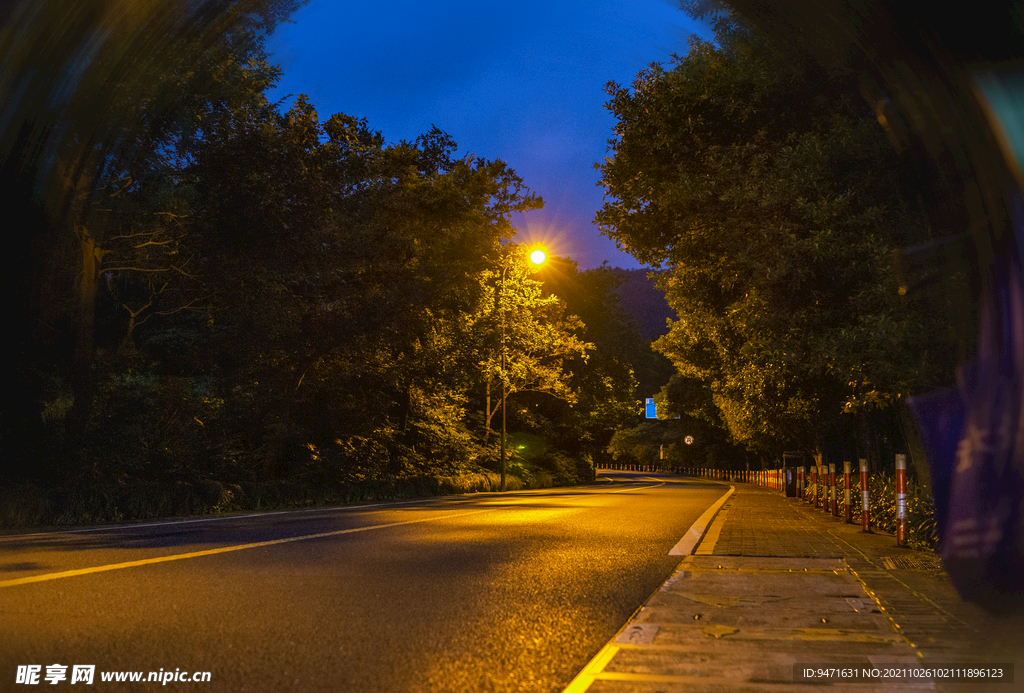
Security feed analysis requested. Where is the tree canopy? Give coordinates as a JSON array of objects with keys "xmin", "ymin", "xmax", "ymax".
[
  {"xmin": 595, "ymin": 14, "xmax": 964, "ymax": 462},
  {"xmin": 1, "ymin": 2, "xmax": 650, "ymax": 515}
]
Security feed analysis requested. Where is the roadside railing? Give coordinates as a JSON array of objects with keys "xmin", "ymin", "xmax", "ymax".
[{"xmin": 599, "ymin": 457, "xmax": 937, "ymax": 550}]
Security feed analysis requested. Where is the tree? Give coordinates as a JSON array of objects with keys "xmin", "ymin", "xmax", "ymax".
[
  {"xmin": 476, "ymin": 247, "xmax": 594, "ymax": 447},
  {"xmin": 533, "ymin": 262, "xmax": 643, "ymax": 464},
  {"xmin": 595, "ymin": 14, "xmax": 960, "ymax": 462},
  {"xmin": 0, "ymin": 0, "xmax": 302, "ymax": 480},
  {"xmin": 180, "ymin": 86, "xmax": 559, "ymax": 482}
]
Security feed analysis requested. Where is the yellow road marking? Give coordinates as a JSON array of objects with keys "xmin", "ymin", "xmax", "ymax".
[
  {"xmin": 561, "ymin": 644, "xmax": 620, "ymax": 693},
  {"xmin": 563, "ymin": 625, "xmax": 903, "ymax": 693},
  {"xmin": 686, "ymin": 567, "xmax": 842, "ymax": 575},
  {"xmin": 0, "ymin": 508, "xmax": 498, "ymax": 589},
  {"xmin": 591, "ymin": 672, "xmax": 720, "ymax": 683},
  {"xmin": 611, "ymin": 628, "xmax": 901, "ymax": 644}
]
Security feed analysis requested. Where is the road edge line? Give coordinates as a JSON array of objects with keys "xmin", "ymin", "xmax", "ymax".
[
  {"xmin": 561, "ymin": 642, "xmax": 620, "ymax": 693},
  {"xmin": 560, "ymin": 485, "xmax": 736, "ymax": 693},
  {"xmin": 668, "ymin": 485, "xmax": 734, "ymax": 556}
]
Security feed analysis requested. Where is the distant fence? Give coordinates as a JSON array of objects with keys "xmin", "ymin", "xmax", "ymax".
[
  {"xmin": 599, "ymin": 462, "xmax": 786, "ymax": 487},
  {"xmin": 599, "ymin": 456, "xmax": 935, "ymax": 550}
]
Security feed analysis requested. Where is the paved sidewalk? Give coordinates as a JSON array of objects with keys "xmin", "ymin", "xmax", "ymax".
[{"xmin": 564, "ymin": 479, "xmax": 1024, "ymax": 692}]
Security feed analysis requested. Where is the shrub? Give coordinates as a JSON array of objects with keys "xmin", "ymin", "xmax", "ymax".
[{"xmin": 839, "ymin": 472, "xmax": 938, "ymax": 551}]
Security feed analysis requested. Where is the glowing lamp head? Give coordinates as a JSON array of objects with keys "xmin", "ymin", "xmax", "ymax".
[{"xmin": 529, "ymin": 249, "xmax": 546, "ymax": 265}]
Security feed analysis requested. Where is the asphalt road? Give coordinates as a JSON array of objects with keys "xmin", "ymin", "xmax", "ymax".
[{"xmin": 0, "ymin": 472, "xmax": 729, "ymax": 692}]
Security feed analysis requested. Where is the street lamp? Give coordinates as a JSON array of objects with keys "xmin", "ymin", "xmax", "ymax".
[{"xmin": 497, "ymin": 244, "xmax": 546, "ymax": 491}]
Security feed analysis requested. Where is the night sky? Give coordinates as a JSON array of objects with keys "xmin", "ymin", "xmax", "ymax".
[{"xmin": 266, "ymin": 0, "xmax": 713, "ymax": 269}]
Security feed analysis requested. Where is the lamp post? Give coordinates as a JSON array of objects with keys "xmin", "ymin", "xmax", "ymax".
[{"xmin": 496, "ymin": 244, "xmax": 545, "ymax": 491}]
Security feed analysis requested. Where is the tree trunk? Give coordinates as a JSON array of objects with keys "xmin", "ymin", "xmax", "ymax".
[
  {"xmin": 894, "ymin": 399, "xmax": 932, "ymax": 486},
  {"xmin": 484, "ymin": 375, "xmax": 492, "ymax": 446},
  {"xmin": 67, "ymin": 224, "xmax": 99, "ymax": 448}
]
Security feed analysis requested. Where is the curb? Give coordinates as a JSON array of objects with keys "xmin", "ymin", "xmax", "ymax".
[
  {"xmin": 562, "ymin": 483, "xmax": 736, "ymax": 693},
  {"xmin": 668, "ymin": 485, "xmax": 734, "ymax": 556}
]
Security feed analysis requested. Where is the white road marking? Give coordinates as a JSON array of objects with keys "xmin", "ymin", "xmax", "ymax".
[{"xmin": 668, "ymin": 485, "xmax": 734, "ymax": 555}]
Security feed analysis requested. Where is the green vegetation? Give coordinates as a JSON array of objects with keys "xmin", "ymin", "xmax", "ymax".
[
  {"xmin": 832, "ymin": 473, "xmax": 937, "ymax": 551},
  {"xmin": 594, "ymin": 4, "xmax": 969, "ymax": 478},
  {"xmin": 3, "ymin": 0, "xmax": 968, "ymax": 533},
  {"xmin": 0, "ymin": 0, "xmax": 647, "ymax": 528}
]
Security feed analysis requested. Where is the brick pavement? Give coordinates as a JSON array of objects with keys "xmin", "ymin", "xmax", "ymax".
[
  {"xmin": 706, "ymin": 483, "xmax": 1024, "ymax": 684},
  {"xmin": 702, "ymin": 486, "xmax": 850, "ymax": 558},
  {"xmin": 564, "ymin": 477, "xmax": 1024, "ymax": 692}
]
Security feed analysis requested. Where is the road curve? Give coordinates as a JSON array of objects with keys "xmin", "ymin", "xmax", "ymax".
[{"xmin": 0, "ymin": 472, "xmax": 729, "ymax": 692}]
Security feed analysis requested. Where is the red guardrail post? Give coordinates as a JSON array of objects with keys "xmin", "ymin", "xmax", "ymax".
[
  {"xmin": 860, "ymin": 458, "xmax": 871, "ymax": 532},
  {"xmin": 825, "ymin": 463, "xmax": 831, "ymax": 513},
  {"xmin": 821, "ymin": 463, "xmax": 827, "ymax": 508},
  {"xmin": 895, "ymin": 454, "xmax": 907, "ymax": 546},
  {"xmin": 843, "ymin": 460, "xmax": 852, "ymax": 523},
  {"xmin": 829, "ymin": 463, "xmax": 837, "ymax": 516},
  {"xmin": 810, "ymin": 465, "xmax": 818, "ymax": 507}
]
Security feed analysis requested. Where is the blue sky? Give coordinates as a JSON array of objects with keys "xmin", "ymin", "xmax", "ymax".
[{"xmin": 266, "ymin": 0, "xmax": 712, "ymax": 269}]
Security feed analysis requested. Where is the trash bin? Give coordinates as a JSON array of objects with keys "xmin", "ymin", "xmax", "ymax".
[{"xmin": 785, "ymin": 466, "xmax": 797, "ymax": 497}]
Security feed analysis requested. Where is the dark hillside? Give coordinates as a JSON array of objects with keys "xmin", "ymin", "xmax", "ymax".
[
  {"xmin": 608, "ymin": 268, "xmax": 676, "ymax": 400},
  {"xmin": 610, "ymin": 268, "xmax": 676, "ymax": 341}
]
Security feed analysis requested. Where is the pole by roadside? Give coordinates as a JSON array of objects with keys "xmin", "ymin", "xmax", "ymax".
[{"xmin": 860, "ymin": 458, "xmax": 871, "ymax": 533}]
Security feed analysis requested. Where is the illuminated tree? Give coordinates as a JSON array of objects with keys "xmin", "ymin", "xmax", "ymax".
[
  {"xmin": 476, "ymin": 248, "xmax": 594, "ymax": 445},
  {"xmin": 595, "ymin": 14, "xmax": 960, "ymax": 460}
]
